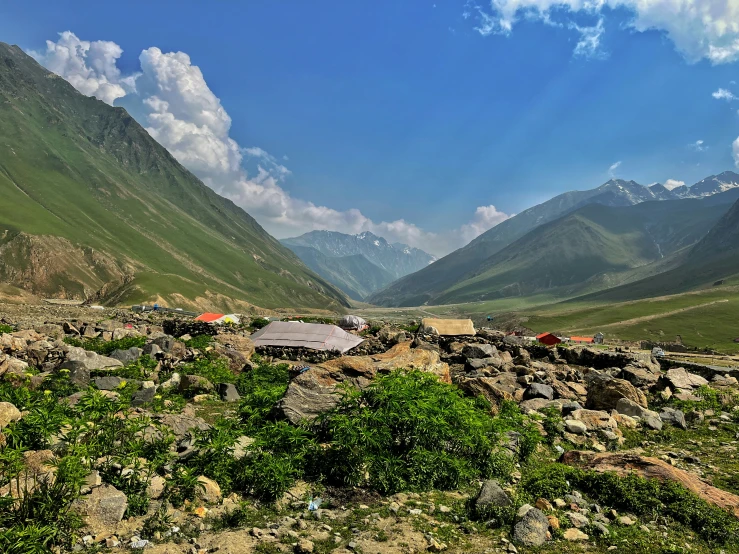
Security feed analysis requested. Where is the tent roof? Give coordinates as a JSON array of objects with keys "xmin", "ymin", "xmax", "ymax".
[
  {"xmin": 195, "ymin": 313, "xmax": 225, "ymax": 322},
  {"xmin": 420, "ymin": 318, "xmax": 475, "ymax": 336},
  {"xmin": 250, "ymin": 321, "xmax": 364, "ymax": 353}
]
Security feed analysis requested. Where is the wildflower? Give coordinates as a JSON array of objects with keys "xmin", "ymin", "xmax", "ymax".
[
  {"xmin": 44, "ymin": 390, "xmax": 52, "ymax": 395},
  {"xmin": 60, "ymin": 368, "xmax": 70, "ymax": 373},
  {"xmin": 154, "ymin": 395, "xmax": 162, "ymax": 400}
]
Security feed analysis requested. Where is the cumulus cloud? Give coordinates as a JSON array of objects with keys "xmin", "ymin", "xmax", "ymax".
[
  {"xmin": 733, "ymin": 137, "xmax": 739, "ymax": 168},
  {"xmin": 570, "ymin": 18, "xmax": 606, "ymax": 59},
  {"xmin": 33, "ymin": 32, "xmax": 511, "ymax": 256},
  {"xmin": 29, "ymin": 31, "xmax": 138, "ymax": 104},
  {"xmin": 608, "ymin": 160, "xmax": 622, "ymax": 176},
  {"xmin": 663, "ymin": 179, "xmax": 685, "ymax": 190},
  {"xmin": 471, "ymin": 0, "xmax": 739, "ymax": 64},
  {"xmin": 713, "ymin": 88, "xmax": 738, "ymax": 101}
]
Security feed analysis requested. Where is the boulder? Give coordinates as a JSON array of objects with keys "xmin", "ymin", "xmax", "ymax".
[
  {"xmin": 475, "ymin": 479, "xmax": 512, "ymax": 512},
  {"xmin": 564, "ymin": 419, "xmax": 588, "ymax": 435},
  {"xmin": 615, "ymin": 398, "xmax": 660, "ymax": 420},
  {"xmin": 217, "ymin": 382, "xmax": 241, "ymax": 402},
  {"xmin": 620, "ymin": 365, "xmax": 660, "ymax": 388},
  {"xmin": 131, "ymin": 387, "xmax": 157, "ymax": 407},
  {"xmin": 60, "ymin": 347, "xmax": 123, "ymax": 372},
  {"xmin": 663, "ymin": 368, "xmax": 709, "ymax": 390},
  {"xmin": 143, "ymin": 343, "xmax": 163, "ymax": 358},
  {"xmin": 152, "ymin": 336, "xmax": 187, "ymax": 359},
  {"xmin": 0, "ymin": 355, "xmax": 29, "ymax": 379},
  {"xmin": 561, "ymin": 451, "xmax": 739, "ymax": 519},
  {"xmin": 524, "ymin": 383, "xmax": 554, "ymax": 401},
  {"xmin": 459, "ymin": 376, "xmax": 515, "ymax": 406},
  {"xmin": 0, "ymin": 401, "xmax": 22, "ymax": 429},
  {"xmin": 659, "ymin": 407, "xmax": 687, "ymax": 430},
  {"xmin": 179, "ymin": 375, "xmax": 214, "ymax": 394},
  {"xmin": 279, "ymin": 342, "xmax": 450, "ymax": 423},
  {"xmin": 72, "ymin": 484, "xmax": 128, "ymax": 532},
  {"xmin": 94, "ymin": 376, "xmax": 128, "ymax": 390},
  {"xmin": 513, "ymin": 507, "xmax": 550, "ymax": 546},
  {"xmin": 156, "ymin": 413, "xmax": 211, "ymax": 441},
  {"xmin": 197, "ymin": 476, "xmax": 222, "ymax": 503},
  {"xmin": 109, "ymin": 347, "xmax": 143, "ymax": 364},
  {"xmin": 586, "ymin": 373, "xmax": 647, "ymax": 410},
  {"xmin": 570, "ymin": 409, "xmax": 618, "ymax": 432},
  {"xmin": 462, "ymin": 343, "xmax": 497, "ymax": 359}
]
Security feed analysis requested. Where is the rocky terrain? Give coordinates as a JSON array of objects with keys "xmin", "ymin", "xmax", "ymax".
[{"xmin": 1, "ymin": 305, "xmax": 739, "ymax": 553}]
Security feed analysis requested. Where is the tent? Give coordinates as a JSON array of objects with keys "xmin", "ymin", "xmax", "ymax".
[
  {"xmin": 194, "ymin": 313, "xmax": 241, "ymax": 324},
  {"xmin": 338, "ymin": 315, "xmax": 368, "ymax": 331},
  {"xmin": 250, "ymin": 321, "xmax": 364, "ymax": 353},
  {"xmin": 420, "ymin": 318, "xmax": 475, "ymax": 336}
]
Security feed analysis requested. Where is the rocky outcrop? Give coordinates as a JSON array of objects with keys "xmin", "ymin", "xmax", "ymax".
[
  {"xmin": 279, "ymin": 341, "xmax": 450, "ymax": 423},
  {"xmin": 586, "ymin": 373, "xmax": 647, "ymax": 410},
  {"xmin": 561, "ymin": 451, "xmax": 739, "ymax": 519}
]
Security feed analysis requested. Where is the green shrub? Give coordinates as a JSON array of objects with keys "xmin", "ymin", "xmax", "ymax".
[
  {"xmin": 520, "ymin": 464, "xmax": 739, "ymax": 545},
  {"xmin": 237, "ymin": 362, "xmax": 291, "ymax": 431},
  {"xmin": 178, "ymin": 355, "xmax": 235, "ymax": 385},
  {"xmin": 63, "ymin": 335, "xmax": 146, "ymax": 356},
  {"xmin": 249, "ymin": 317, "xmax": 270, "ymax": 330},
  {"xmin": 184, "ymin": 334, "xmax": 213, "ymax": 351},
  {"xmin": 317, "ymin": 370, "xmax": 519, "ymax": 494},
  {"xmin": 0, "ymin": 324, "xmax": 14, "ymax": 334}
]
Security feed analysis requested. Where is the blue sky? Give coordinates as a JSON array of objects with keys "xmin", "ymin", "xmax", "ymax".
[{"xmin": 2, "ymin": 0, "xmax": 739, "ymax": 255}]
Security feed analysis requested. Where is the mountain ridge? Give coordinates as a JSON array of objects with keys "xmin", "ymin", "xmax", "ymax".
[{"xmin": 0, "ymin": 42, "xmax": 348, "ymax": 311}]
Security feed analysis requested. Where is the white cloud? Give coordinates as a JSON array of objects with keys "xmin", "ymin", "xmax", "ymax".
[
  {"xmin": 733, "ymin": 136, "xmax": 739, "ymax": 168},
  {"xmin": 713, "ymin": 87, "xmax": 738, "ymax": 101},
  {"xmin": 29, "ymin": 31, "xmax": 138, "ymax": 105},
  {"xmin": 33, "ymin": 32, "xmax": 511, "ymax": 257},
  {"xmin": 570, "ymin": 18, "xmax": 606, "ymax": 59},
  {"xmin": 663, "ymin": 178, "xmax": 685, "ymax": 190},
  {"xmin": 608, "ymin": 160, "xmax": 622, "ymax": 176},
  {"xmin": 690, "ymin": 139, "xmax": 707, "ymax": 151},
  {"xmin": 471, "ymin": 0, "xmax": 739, "ymax": 64}
]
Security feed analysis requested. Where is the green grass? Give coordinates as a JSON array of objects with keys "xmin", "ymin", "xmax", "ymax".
[{"xmin": 0, "ymin": 43, "xmax": 347, "ymax": 311}]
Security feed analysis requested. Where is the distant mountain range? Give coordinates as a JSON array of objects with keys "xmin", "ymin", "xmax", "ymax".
[
  {"xmin": 0, "ymin": 42, "xmax": 347, "ymax": 311},
  {"xmin": 368, "ymin": 172, "xmax": 739, "ymax": 307},
  {"xmin": 281, "ymin": 231, "xmax": 435, "ymax": 300}
]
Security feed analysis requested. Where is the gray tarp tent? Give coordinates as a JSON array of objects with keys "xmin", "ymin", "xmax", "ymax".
[
  {"xmin": 250, "ymin": 321, "xmax": 364, "ymax": 353},
  {"xmin": 338, "ymin": 315, "xmax": 367, "ymax": 330}
]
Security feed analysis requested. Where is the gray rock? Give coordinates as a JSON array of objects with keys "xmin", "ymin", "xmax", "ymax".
[
  {"xmin": 591, "ymin": 521, "xmax": 610, "ymax": 536},
  {"xmin": 72, "ymin": 484, "xmax": 127, "ymax": 531},
  {"xmin": 131, "ymin": 387, "xmax": 157, "ymax": 407},
  {"xmin": 142, "ymin": 343, "xmax": 163, "ymax": 358},
  {"xmin": 178, "ymin": 375, "xmax": 214, "ymax": 394},
  {"xmin": 217, "ymin": 382, "xmax": 241, "ymax": 402},
  {"xmin": 663, "ymin": 367, "xmax": 708, "ymax": 390},
  {"xmin": 643, "ymin": 415, "xmax": 663, "ymax": 431},
  {"xmin": 467, "ymin": 357, "xmax": 502, "ymax": 370},
  {"xmin": 94, "ymin": 376, "xmax": 127, "ymax": 390},
  {"xmin": 524, "ymin": 383, "xmax": 554, "ymax": 400},
  {"xmin": 152, "ymin": 336, "xmax": 186, "ymax": 359},
  {"xmin": 156, "ymin": 413, "xmax": 211, "ymax": 441},
  {"xmin": 561, "ymin": 401, "xmax": 583, "ymax": 415},
  {"xmin": 659, "ymin": 407, "xmax": 687, "ymax": 430},
  {"xmin": 564, "ymin": 419, "xmax": 587, "ymax": 435},
  {"xmin": 476, "ymin": 479, "xmax": 512, "ymax": 512},
  {"xmin": 109, "ymin": 347, "xmax": 143, "ymax": 364},
  {"xmin": 620, "ymin": 365, "xmax": 660, "ymax": 388},
  {"xmin": 462, "ymin": 343, "xmax": 497, "ymax": 359},
  {"xmin": 586, "ymin": 373, "xmax": 647, "ymax": 410},
  {"xmin": 159, "ymin": 372, "xmax": 180, "ymax": 390},
  {"xmin": 615, "ymin": 398, "xmax": 660, "ymax": 420},
  {"xmin": 513, "ymin": 507, "xmax": 549, "ymax": 546},
  {"xmin": 567, "ymin": 511, "xmax": 589, "ymax": 528}
]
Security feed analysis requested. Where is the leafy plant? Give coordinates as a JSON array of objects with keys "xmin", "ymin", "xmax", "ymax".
[
  {"xmin": 62, "ymin": 335, "xmax": 146, "ymax": 355},
  {"xmin": 316, "ymin": 370, "xmax": 519, "ymax": 494},
  {"xmin": 178, "ymin": 355, "xmax": 235, "ymax": 385},
  {"xmin": 249, "ymin": 317, "xmax": 270, "ymax": 331},
  {"xmin": 0, "ymin": 323, "xmax": 14, "ymax": 334},
  {"xmin": 184, "ymin": 334, "xmax": 213, "ymax": 351}
]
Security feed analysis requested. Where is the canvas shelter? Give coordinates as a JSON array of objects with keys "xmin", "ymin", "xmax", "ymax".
[
  {"xmin": 338, "ymin": 315, "xmax": 368, "ymax": 330},
  {"xmin": 194, "ymin": 313, "xmax": 240, "ymax": 324},
  {"xmin": 250, "ymin": 321, "xmax": 364, "ymax": 353},
  {"xmin": 420, "ymin": 318, "xmax": 475, "ymax": 336}
]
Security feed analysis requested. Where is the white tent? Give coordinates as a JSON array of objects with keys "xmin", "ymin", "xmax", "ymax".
[
  {"xmin": 250, "ymin": 321, "xmax": 364, "ymax": 353},
  {"xmin": 338, "ymin": 315, "xmax": 367, "ymax": 330}
]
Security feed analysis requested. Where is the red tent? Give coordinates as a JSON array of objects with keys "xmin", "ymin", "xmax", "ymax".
[
  {"xmin": 536, "ymin": 332, "xmax": 561, "ymax": 346},
  {"xmin": 195, "ymin": 312, "xmax": 225, "ymax": 323}
]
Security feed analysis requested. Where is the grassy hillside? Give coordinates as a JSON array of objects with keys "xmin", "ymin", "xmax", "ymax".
[
  {"xmin": 520, "ymin": 286, "xmax": 739, "ymax": 353},
  {"xmin": 0, "ymin": 43, "xmax": 347, "ymax": 311},
  {"xmin": 421, "ymin": 196, "xmax": 733, "ymax": 305},
  {"xmin": 281, "ymin": 245, "xmax": 395, "ymax": 300}
]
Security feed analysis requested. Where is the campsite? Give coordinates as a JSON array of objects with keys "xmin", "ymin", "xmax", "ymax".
[{"xmin": 2, "ymin": 299, "xmax": 739, "ymax": 554}]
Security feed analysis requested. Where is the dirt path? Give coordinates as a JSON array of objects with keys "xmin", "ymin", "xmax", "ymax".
[{"xmin": 570, "ymin": 299, "xmax": 729, "ymax": 332}]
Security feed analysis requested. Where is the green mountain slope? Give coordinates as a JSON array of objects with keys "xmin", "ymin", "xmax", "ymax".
[
  {"xmin": 578, "ymin": 195, "xmax": 739, "ymax": 304},
  {"xmin": 0, "ymin": 42, "xmax": 347, "ymax": 311},
  {"xmin": 395, "ymin": 194, "xmax": 736, "ymax": 306},
  {"xmin": 284, "ymin": 245, "xmax": 395, "ymax": 300}
]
